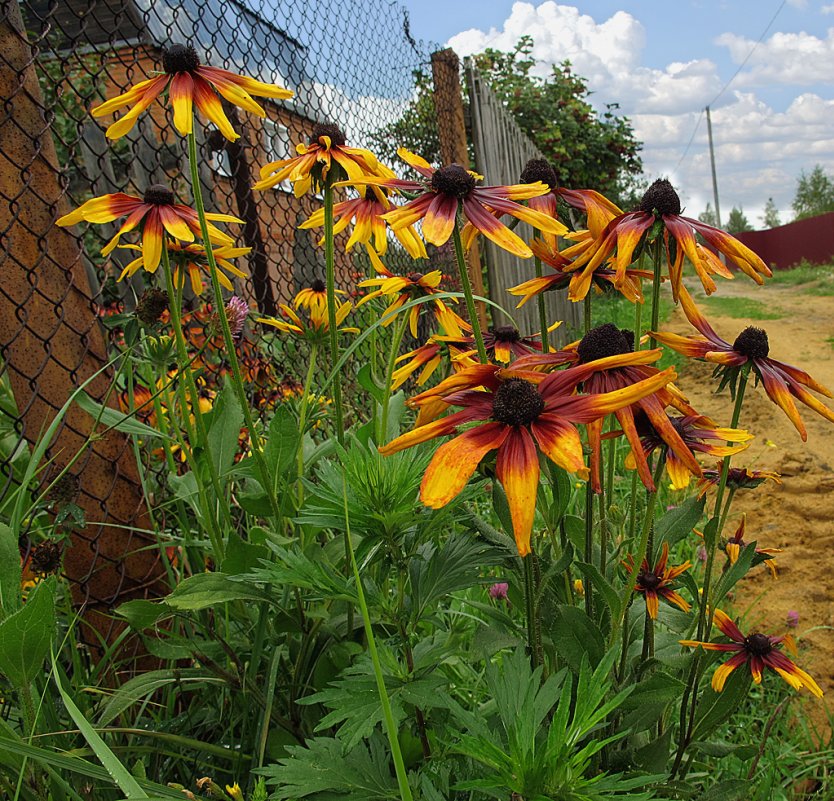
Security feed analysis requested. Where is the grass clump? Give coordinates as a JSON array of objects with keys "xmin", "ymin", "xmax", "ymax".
[
  {"xmin": 769, "ymin": 260, "xmax": 834, "ymax": 294},
  {"xmin": 701, "ymin": 295, "xmax": 784, "ymax": 320}
]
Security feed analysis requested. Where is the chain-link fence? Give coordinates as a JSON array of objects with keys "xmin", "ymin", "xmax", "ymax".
[{"xmin": 1, "ymin": 0, "xmax": 458, "ymax": 622}]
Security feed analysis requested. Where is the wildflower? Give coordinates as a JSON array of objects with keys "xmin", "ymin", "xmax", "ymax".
[
  {"xmin": 509, "ymin": 237, "xmax": 652, "ymax": 306},
  {"xmin": 724, "ymin": 515, "xmax": 781, "ymax": 577},
  {"xmin": 786, "ymin": 611, "xmax": 799, "ymax": 628},
  {"xmin": 121, "ymin": 241, "xmax": 250, "ymax": 295},
  {"xmin": 652, "ymin": 285, "xmax": 834, "ymax": 440},
  {"xmin": 697, "ymin": 545, "xmax": 708, "ymax": 564},
  {"xmin": 57, "ymin": 186, "xmax": 241, "ymax": 273},
  {"xmin": 481, "ymin": 323, "xmax": 561, "ymax": 363},
  {"xmin": 223, "ymin": 296, "xmax": 249, "ymax": 337},
  {"xmin": 349, "ymin": 148, "xmax": 567, "ymax": 258},
  {"xmin": 626, "ymin": 411, "xmax": 752, "ymax": 490},
  {"xmin": 92, "ymin": 43, "xmax": 293, "ymax": 141},
  {"xmin": 135, "ymin": 288, "xmax": 170, "ymax": 326},
  {"xmin": 573, "ymin": 178, "xmax": 771, "ymax": 300},
  {"xmin": 357, "ymin": 266, "xmax": 469, "ymax": 338},
  {"xmin": 293, "ymin": 278, "xmax": 346, "ymax": 319},
  {"xmin": 380, "ymin": 361, "xmax": 676, "ymax": 556},
  {"xmin": 254, "ymin": 123, "xmax": 385, "ymax": 196},
  {"xmin": 226, "ymin": 784, "xmax": 244, "ymax": 801},
  {"xmin": 680, "ymin": 609, "xmax": 823, "ymax": 696},
  {"xmin": 391, "ymin": 331, "xmax": 476, "ymax": 391},
  {"xmin": 489, "ymin": 582, "xmax": 509, "ymax": 601},
  {"xmin": 573, "ymin": 578, "xmax": 585, "ymax": 596},
  {"xmin": 299, "ymin": 185, "xmax": 426, "ymax": 260},
  {"xmin": 624, "ymin": 542, "xmax": 691, "ymax": 619},
  {"xmin": 257, "ymin": 299, "xmax": 358, "ymax": 343},
  {"xmin": 28, "ymin": 540, "xmax": 63, "ymax": 576},
  {"xmin": 697, "ymin": 463, "xmax": 781, "ymax": 497}
]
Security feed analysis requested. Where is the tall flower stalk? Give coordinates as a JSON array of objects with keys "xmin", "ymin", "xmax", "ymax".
[{"xmin": 323, "ymin": 183, "xmax": 346, "ymax": 443}]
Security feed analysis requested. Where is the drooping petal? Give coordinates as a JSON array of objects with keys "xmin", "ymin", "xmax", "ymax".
[
  {"xmin": 712, "ymin": 608, "xmax": 746, "ymax": 643},
  {"xmin": 495, "ymin": 427, "xmax": 540, "ymax": 556},
  {"xmin": 169, "ymin": 72, "xmax": 195, "ymax": 136},
  {"xmin": 711, "ymin": 651, "xmax": 750, "ymax": 692},
  {"xmin": 530, "ymin": 413, "xmax": 588, "ymax": 477},
  {"xmin": 192, "ymin": 75, "xmax": 238, "ymax": 141}
]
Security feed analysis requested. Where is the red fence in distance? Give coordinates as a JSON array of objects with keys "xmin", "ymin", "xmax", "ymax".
[{"xmin": 735, "ymin": 212, "xmax": 834, "ymax": 270}]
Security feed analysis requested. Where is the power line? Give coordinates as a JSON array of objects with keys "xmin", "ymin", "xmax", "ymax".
[{"xmin": 675, "ymin": 0, "xmax": 786, "ymax": 170}]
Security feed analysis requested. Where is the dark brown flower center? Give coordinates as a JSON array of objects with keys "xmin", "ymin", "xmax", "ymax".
[
  {"xmin": 47, "ymin": 472, "xmax": 79, "ymax": 505},
  {"xmin": 520, "ymin": 158, "xmax": 558, "ymax": 190},
  {"xmin": 638, "ymin": 178, "xmax": 681, "ymax": 216},
  {"xmin": 492, "ymin": 378, "xmax": 544, "ymax": 427},
  {"xmin": 491, "ymin": 325, "xmax": 521, "ymax": 343},
  {"xmin": 639, "ymin": 570, "xmax": 661, "ymax": 590},
  {"xmin": 431, "ymin": 164, "xmax": 476, "ymax": 199},
  {"xmin": 406, "ymin": 272, "xmax": 424, "ymax": 284},
  {"xmin": 311, "ymin": 279, "xmax": 326, "ymax": 293},
  {"xmin": 668, "ymin": 416, "xmax": 694, "ymax": 441},
  {"xmin": 732, "ymin": 326, "xmax": 769, "ymax": 360},
  {"xmin": 136, "ymin": 288, "xmax": 169, "ymax": 325},
  {"xmin": 162, "ymin": 44, "xmax": 200, "ymax": 74},
  {"xmin": 143, "ymin": 184, "xmax": 175, "ymax": 205},
  {"xmin": 30, "ymin": 541, "xmax": 63, "ymax": 575},
  {"xmin": 577, "ymin": 323, "xmax": 634, "ymax": 363},
  {"xmin": 311, "ymin": 123, "xmax": 346, "ymax": 147},
  {"xmin": 744, "ymin": 632, "xmax": 773, "ymax": 657}
]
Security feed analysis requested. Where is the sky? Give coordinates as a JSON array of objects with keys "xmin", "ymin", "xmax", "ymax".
[{"xmin": 400, "ymin": 0, "xmax": 834, "ymax": 227}]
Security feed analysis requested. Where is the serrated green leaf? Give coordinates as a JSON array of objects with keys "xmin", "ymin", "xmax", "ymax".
[
  {"xmin": 206, "ymin": 380, "xmax": 243, "ymax": 478},
  {"xmin": 0, "ymin": 578, "xmax": 55, "ymax": 687},
  {"xmin": 0, "ymin": 522, "xmax": 21, "ymax": 620},
  {"xmin": 165, "ymin": 572, "xmax": 268, "ymax": 610}
]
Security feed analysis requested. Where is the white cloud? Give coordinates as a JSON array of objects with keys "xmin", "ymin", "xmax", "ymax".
[
  {"xmin": 445, "ymin": 1, "xmax": 834, "ymax": 225},
  {"xmin": 823, "ymin": 3, "xmax": 834, "ymax": 14}
]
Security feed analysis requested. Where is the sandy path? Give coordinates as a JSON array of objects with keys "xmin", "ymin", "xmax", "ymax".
[{"xmin": 665, "ymin": 277, "xmax": 834, "ymax": 731}]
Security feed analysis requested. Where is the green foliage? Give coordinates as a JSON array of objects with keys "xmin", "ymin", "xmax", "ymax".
[
  {"xmin": 698, "ymin": 203, "xmax": 718, "ymax": 227},
  {"xmin": 761, "ymin": 197, "xmax": 781, "ymax": 228},
  {"xmin": 792, "ymin": 164, "xmax": 834, "ymax": 220},
  {"xmin": 0, "ymin": 579, "xmax": 55, "ymax": 687},
  {"xmin": 700, "ymin": 295, "xmax": 783, "ymax": 320},
  {"xmin": 725, "ymin": 206, "xmax": 753, "ymax": 234}
]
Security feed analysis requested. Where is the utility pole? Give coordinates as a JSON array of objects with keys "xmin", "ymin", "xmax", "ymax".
[{"xmin": 705, "ymin": 105, "xmax": 722, "ymax": 228}]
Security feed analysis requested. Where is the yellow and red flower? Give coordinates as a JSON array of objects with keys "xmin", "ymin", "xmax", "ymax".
[
  {"xmin": 697, "ymin": 463, "xmax": 781, "ymax": 498},
  {"xmin": 57, "ymin": 186, "xmax": 241, "ymax": 273},
  {"xmin": 624, "ymin": 542, "xmax": 691, "ymax": 619},
  {"xmin": 480, "ymin": 323, "xmax": 561, "ymax": 363},
  {"xmin": 293, "ymin": 279, "xmax": 346, "ymax": 319},
  {"xmin": 92, "ymin": 43, "xmax": 293, "ymax": 141},
  {"xmin": 571, "ymin": 179, "xmax": 771, "ymax": 300},
  {"xmin": 357, "ymin": 266, "xmax": 469, "ymax": 338},
  {"xmin": 391, "ymin": 331, "xmax": 476, "ymax": 391},
  {"xmin": 625, "ymin": 411, "xmax": 752, "ymax": 491},
  {"xmin": 379, "ymin": 361, "xmax": 676, "ymax": 556},
  {"xmin": 680, "ymin": 609, "xmax": 822, "ymax": 696},
  {"xmin": 254, "ymin": 124, "xmax": 386, "ymax": 196},
  {"xmin": 299, "ymin": 185, "xmax": 426, "ymax": 260},
  {"xmin": 257, "ymin": 297, "xmax": 357, "ymax": 343},
  {"xmin": 348, "ymin": 148, "xmax": 567, "ymax": 258},
  {"xmin": 652, "ymin": 285, "xmax": 834, "ymax": 440},
  {"xmin": 724, "ymin": 514, "xmax": 782, "ymax": 578}
]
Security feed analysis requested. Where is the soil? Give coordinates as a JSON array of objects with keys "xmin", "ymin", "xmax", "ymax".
[{"xmin": 666, "ymin": 277, "xmax": 834, "ymax": 739}]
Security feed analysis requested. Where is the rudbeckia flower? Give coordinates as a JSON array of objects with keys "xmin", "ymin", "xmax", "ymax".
[
  {"xmin": 119, "ymin": 241, "xmax": 250, "ymax": 294},
  {"xmin": 652, "ymin": 285, "xmax": 834, "ymax": 440},
  {"xmin": 299, "ymin": 185, "xmax": 427, "ymax": 260},
  {"xmin": 357, "ymin": 266, "xmax": 468, "ymax": 338},
  {"xmin": 293, "ymin": 279, "xmax": 346, "ymax": 319},
  {"xmin": 480, "ymin": 323, "xmax": 561, "ymax": 363},
  {"xmin": 724, "ymin": 514, "xmax": 782, "ymax": 577},
  {"xmin": 57, "ymin": 185, "xmax": 242, "ymax": 272},
  {"xmin": 696, "ymin": 463, "xmax": 781, "ymax": 497},
  {"xmin": 515, "ymin": 323, "xmax": 699, "ymax": 492},
  {"xmin": 379, "ymin": 361, "xmax": 676, "ymax": 556},
  {"xmin": 509, "ymin": 237, "xmax": 653, "ymax": 306},
  {"xmin": 624, "ymin": 542, "xmax": 691, "ymax": 619},
  {"xmin": 390, "ymin": 331, "xmax": 476, "ymax": 391},
  {"xmin": 92, "ymin": 43, "xmax": 293, "ymax": 141},
  {"xmin": 348, "ymin": 148, "xmax": 567, "ymax": 259},
  {"xmin": 254, "ymin": 124, "xmax": 386, "ymax": 196},
  {"xmin": 680, "ymin": 609, "xmax": 822, "ymax": 696},
  {"xmin": 257, "ymin": 298, "xmax": 358, "ymax": 343},
  {"xmin": 626, "ymin": 411, "xmax": 752, "ymax": 490},
  {"xmin": 572, "ymin": 179, "xmax": 771, "ymax": 300}
]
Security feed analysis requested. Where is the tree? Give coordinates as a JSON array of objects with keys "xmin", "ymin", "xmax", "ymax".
[
  {"xmin": 792, "ymin": 165, "xmax": 834, "ymax": 220},
  {"xmin": 725, "ymin": 206, "xmax": 753, "ymax": 234},
  {"xmin": 761, "ymin": 197, "xmax": 781, "ymax": 228},
  {"xmin": 698, "ymin": 203, "xmax": 718, "ymax": 227},
  {"xmin": 372, "ymin": 37, "xmax": 642, "ymax": 204}
]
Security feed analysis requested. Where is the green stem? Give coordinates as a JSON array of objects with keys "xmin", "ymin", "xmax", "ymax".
[
  {"xmin": 295, "ymin": 344, "xmax": 318, "ymax": 509},
  {"xmin": 186, "ymin": 132, "xmax": 282, "ymax": 521},
  {"xmin": 452, "ymin": 222, "xmax": 487, "ymax": 363},
  {"xmin": 323, "ymin": 182, "xmax": 346, "ymax": 444},
  {"xmin": 341, "ymin": 475, "xmax": 414, "ymax": 801},
  {"xmin": 534, "ymin": 251, "xmax": 550, "ymax": 351},
  {"xmin": 379, "ymin": 313, "xmax": 410, "ymax": 443},
  {"xmin": 584, "ymin": 483, "xmax": 594, "ymax": 617},
  {"xmin": 584, "ymin": 291, "xmax": 592, "ymax": 334},
  {"xmin": 672, "ymin": 370, "xmax": 749, "ymax": 777},
  {"xmin": 522, "ymin": 553, "xmax": 538, "ymax": 668},
  {"xmin": 649, "ymin": 238, "xmax": 663, "ymax": 350}
]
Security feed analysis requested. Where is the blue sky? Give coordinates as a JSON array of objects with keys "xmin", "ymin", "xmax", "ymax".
[{"xmin": 400, "ymin": 0, "xmax": 834, "ymax": 224}]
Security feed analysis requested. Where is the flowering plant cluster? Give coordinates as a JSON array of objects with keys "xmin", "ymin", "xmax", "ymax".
[{"xmin": 6, "ymin": 40, "xmax": 831, "ymax": 801}]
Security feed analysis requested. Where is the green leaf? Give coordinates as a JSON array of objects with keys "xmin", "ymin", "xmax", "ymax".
[
  {"xmin": 206, "ymin": 380, "xmax": 244, "ymax": 477},
  {"xmin": 52, "ymin": 652, "xmax": 149, "ymax": 799},
  {"xmin": 76, "ymin": 391, "xmax": 168, "ymax": 439},
  {"xmin": 491, "ymin": 481, "xmax": 513, "ymax": 536},
  {"xmin": 713, "ymin": 542, "xmax": 757, "ymax": 606},
  {"xmin": 701, "ymin": 779, "xmax": 750, "ymax": 800},
  {"xmin": 574, "ymin": 561, "xmax": 620, "ymax": 620},
  {"xmin": 0, "ymin": 522, "xmax": 21, "ymax": 620},
  {"xmin": 655, "ymin": 495, "xmax": 705, "ymax": 549},
  {"xmin": 261, "ymin": 734, "xmax": 400, "ymax": 800},
  {"xmin": 544, "ymin": 461, "xmax": 572, "ymax": 527},
  {"xmin": 164, "ymin": 572, "xmax": 268, "ymax": 611},
  {"xmin": 692, "ymin": 666, "xmax": 751, "ymax": 740},
  {"xmin": 221, "ymin": 532, "xmax": 269, "ymax": 576},
  {"xmin": 116, "ymin": 599, "xmax": 173, "ymax": 630},
  {"xmin": 548, "ymin": 605, "xmax": 605, "ymax": 672},
  {"xmin": 0, "ymin": 578, "xmax": 55, "ymax": 687},
  {"xmin": 264, "ymin": 405, "xmax": 302, "ymax": 476},
  {"xmin": 357, "ymin": 363, "xmax": 385, "ymax": 404}
]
